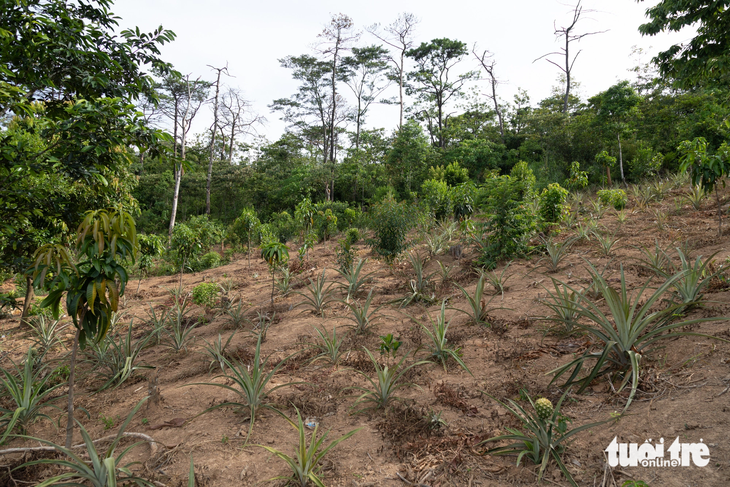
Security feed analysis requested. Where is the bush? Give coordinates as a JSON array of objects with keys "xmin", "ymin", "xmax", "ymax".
[
  {"xmin": 170, "ymin": 223, "xmax": 203, "ymax": 272},
  {"xmin": 314, "ymin": 208, "xmax": 338, "ymax": 243},
  {"xmin": 192, "ymin": 282, "xmax": 219, "ymax": 308},
  {"xmin": 199, "ymin": 251, "xmax": 222, "ymax": 270},
  {"xmin": 564, "ymin": 161, "xmax": 589, "ymax": 191},
  {"xmin": 343, "ymin": 207, "xmax": 362, "ymax": 229},
  {"xmin": 269, "ymin": 211, "xmax": 297, "ymax": 244},
  {"xmin": 187, "ymin": 215, "xmax": 224, "ymax": 249},
  {"xmin": 336, "ymin": 239, "xmax": 356, "ymax": 273},
  {"xmin": 451, "ymin": 181, "xmax": 476, "ymax": 220},
  {"xmin": 428, "ymin": 161, "xmax": 469, "ymax": 186},
  {"xmin": 367, "ymin": 196, "xmax": 414, "ymax": 263},
  {"xmin": 597, "ymin": 189, "xmax": 627, "ymax": 210},
  {"xmin": 420, "ymin": 179, "xmax": 453, "ymax": 221},
  {"xmin": 539, "ymin": 183, "xmax": 569, "ymax": 226},
  {"xmin": 345, "ymin": 228, "xmax": 360, "ymax": 246},
  {"xmin": 476, "ymin": 175, "xmax": 536, "ymax": 269}
]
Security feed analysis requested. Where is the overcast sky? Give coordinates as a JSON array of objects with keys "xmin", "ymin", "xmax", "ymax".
[{"xmin": 111, "ymin": 0, "xmax": 692, "ymax": 144}]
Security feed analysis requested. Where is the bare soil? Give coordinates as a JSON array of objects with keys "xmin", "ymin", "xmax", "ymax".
[{"xmin": 2, "ymin": 184, "xmax": 730, "ymax": 486}]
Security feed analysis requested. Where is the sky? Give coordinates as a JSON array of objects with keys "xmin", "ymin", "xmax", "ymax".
[{"xmin": 110, "ymin": 0, "xmax": 693, "ymax": 144}]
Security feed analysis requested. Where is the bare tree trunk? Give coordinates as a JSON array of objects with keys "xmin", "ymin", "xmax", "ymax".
[
  {"xmin": 206, "ymin": 65, "xmax": 227, "ymax": 215},
  {"xmin": 20, "ymin": 276, "xmax": 33, "ymax": 327},
  {"xmin": 65, "ymin": 328, "xmax": 80, "ymax": 449},
  {"xmin": 618, "ymin": 133, "xmax": 625, "ymax": 183},
  {"xmin": 168, "ymin": 163, "xmax": 182, "ymax": 243}
]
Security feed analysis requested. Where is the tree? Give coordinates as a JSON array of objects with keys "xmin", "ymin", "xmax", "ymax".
[
  {"xmin": 220, "ymin": 88, "xmax": 263, "ymax": 163},
  {"xmin": 638, "ymin": 0, "xmax": 730, "ymax": 89},
  {"xmin": 0, "ymin": 0, "xmax": 174, "ymax": 323},
  {"xmin": 342, "ymin": 45, "xmax": 391, "ymax": 149},
  {"xmin": 472, "ymin": 46, "xmax": 505, "ymax": 141},
  {"xmin": 366, "ymin": 13, "xmax": 419, "ymax": 128},
  {"xmin": 157, "ymin": 73, "xmax": 210, "ymax": 240},
  {"xmin": 33, "ymin": 209, "xmax": 137, "ymax": 449},
  {"xmin": 317, "ymin": 13, "xmax": 360, "ymax": 199},
  {"xmin": 386, "ymin": 120, "xmax": 431, "ymax": 194},
  {"xmin": 534, "ymin": 1, "xmax": 606, "ymax": 113},
  {"xmin": 679, "ymin": 137, "xmax": 730, "ymax": 235},
  {"xmin": 590, "ymin": 81, "xmax": 642, "ymax": 182},
  {"xmin": 406, "ymin": 38, "xmax": 476, "ymax": 148},
  {"xmin": 206, "ymin": 64, "xmax": 230, "ymax": 215}
]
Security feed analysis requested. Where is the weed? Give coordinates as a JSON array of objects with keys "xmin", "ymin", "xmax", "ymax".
[{"xmin": 99, "ymin": 414, "xmax": 116, "ymax": 430}]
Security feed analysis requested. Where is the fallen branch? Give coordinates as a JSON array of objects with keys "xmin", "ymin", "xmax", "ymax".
[{"xmin": 0, "ymin": 432, "xmax": 160, "ymax": 457}]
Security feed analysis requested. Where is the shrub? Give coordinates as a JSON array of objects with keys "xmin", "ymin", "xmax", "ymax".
[
  {"xmin": 367, "ymin": 195, "xmax": 414, "ymax": 263},
  {"xmin": 343, "ymin": 207, "xmax": 362, "ymax": 229},
  {"xmin": 198, "ymin": 251, "xmax": 221, "ymax": 270},
  {"xmin": 539, "ymin": 183, "xmax": 569, "ymax": 226},
  {"xmin": 597, "ymin": 189, "xmax": 628, "ymax": 210},
  {"xmin": 345, "ymin": 227, "xmax": 360, "ymax": 245},
  {"xmin": 314, "ymin": 208, "xmax": 338, "ymax": 243},
  {"xmin": 420, "ymin": 179, "xmax": 453, "ymax": 221},
  {"xmin": 269, "ymin": 210, "xmax": 297, "ymax": 243},
  {"xmin": 192, "ymin": 282, "xmax": 219, "ymax": 308},
  {"xmin": 451, "ymin": 181, "xmax": 476, "ymax": 220},
  {"xmin": 564, "ymin": 161, "xmax": 589, "ymax": 191},
  {"xmin": 229, "ymin": 207, "xmax": 260, "ymax": 270},
  {"xmin": 475, "ymin": 175, "xmax": 536, "ymax": 269},
  {"xmin": 428, "ymin": 161, "xmax": 469, "ymax": 186},
  {"xmin": 171, "ymin": 223, "xmax": 203, "ymax": 272},
  {"xmin": 336, "ymin": 239, "xmax": 356, "ymax": 273},
  {"xmin": 186, "ymin": 214, "xmax": 224, "ymax": 249}
]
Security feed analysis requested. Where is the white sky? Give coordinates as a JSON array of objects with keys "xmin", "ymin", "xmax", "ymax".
[{"xmin": 111, "ymin": 0, "xmax": 692, "ymax": 143}]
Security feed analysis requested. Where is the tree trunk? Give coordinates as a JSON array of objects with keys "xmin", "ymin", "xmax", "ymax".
[
  {"xmin": 65, "ymin": 328, "xmax": 80, "ymax": 449},
  {"xmin": 606, "ymin": 165, "xmax": 612, "ymax": 186},
  {"xmin": 618, "ymin": 133, "xmax": 625, "ymax": 183},
  {"xmin": 20, "ymin": 276, "xmax": 33, "ymax": 327},
  {"xmin": 206, "ymin": 67, "xmax": 224, "ymax": 215},
  {"xmin": 168, "ymin": 163, "xmax": 182, "ymax": 243}
]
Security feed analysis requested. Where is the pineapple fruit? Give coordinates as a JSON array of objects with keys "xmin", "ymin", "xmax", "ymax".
[{"xmin": 534, "ymin": 397, "xmax": 554, "ymax": 420}]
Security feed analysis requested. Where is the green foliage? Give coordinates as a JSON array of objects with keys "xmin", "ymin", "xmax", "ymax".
[
  {"xmin": 0, "ymin": 348, "xmax": 64, "ymax": 444},
  {"xmin": 454, "ymin": 275, "xmax": 502, "ymax": 327},
  {"xmin": 414, "ymin": 300, "xmax": 471, "ymax": 374},
  {"xmin": 335, "ymin": 259, "xmax": 375, "ymax": 302},
  {"xmin": 192, "ymin": 282, "xmax": 219, "ymax": 308},
  {"xmin": 294, "ymin": 198, "xmax": 315, "ymax": 238},
  {"xmin": 428, "ymin": 161, "xmax": 470, "ymax": 186},
  {"xmin": 549, "ymin": 262, "xmax": 726, "ymax": 410},
  {"xmin": 84, "ymin": 318, "xmax": 153, "ymax": 391},
  {"xmin": 451, "ymin": 181, "xmax": 477, "ymax": 220},
  {"xmin": 189, "ymin": 335, "xmax": 298, "ymax": 443},
  {"xmin": 564, "ymin": 161, "xmax": 589, "ymax": 191},
  {"xmin": 539, "ymin": 183, "xmax": 569, "ymax": 226},
  {"xmin": 314, "ymin": 208, "xmax": 338, "ymax": 243},
  {"xmin": 341, "ymin": 289, "xmax": 383, "ymax": 334},
  {"xmin": 344, "ymin": 227, "xmax": 360, "ymax": 245},
  {"xmin": 475, "ymin": 174, "xmax": 536, "ymax": 268},
  {"xmin": 378, "ymin": 334, "xmax": 402, "ymax": 359},
  {"xmin": 256, "ymin": 408, "xmax": 360, "ymax": 487},
  {"xmin": 294, "ymin": 270, "xmax": 337, "ymax": 317},
  {"xmin": 367, "ymin": 195, "xmax": 414, "ymax": 263},
  {"xmin": 348, "ymin": 348, "xmax": 427, "ymax": 413},
  {"xmin": 269, "ymin": 210, "xmax": 298, "ymax": 243},
  {"xmin": 310, "ymin": 326, "xmax": 344, "ymax": 366},
  {"xmin": 399, "ymin": 252, "xmax": 436, "ymax": 307},
  {"xmin": 335, "ymin": 239, "xmax": 356, "ymax": 274},
  {"xmin": 170, "ymin": 223, "xmax": 203, "ymax": 273},
  {"xmin": 230, "ymin": 208, "xmax": 260, "ymax": 270},
  {"xmin": 137, "ymin": 234, "xmax": 165, "ymax": 278},
  {"xmin": 33, "ymin": 209, "xmax": 137, "ymax": 349},
  {"xmin": 27, "ymin": 314, "xmax": 66, "ymax": 354},
  {"xmin": 597, "ymin": 189, "xmax": 628, "ymax": 210},
  {"xmin": 261, "ymin": 241, "xmax": 289, "ymax": 303},
  {"xmin": 420, "ymin": 179, "xmax": 453, "ymax": 221},
  {"xmin": 18, "ymin": 398, "xmax": 155, "ymax": 487},
  {"xmin": 480, "ymin": 389, "xmax": 604, "ymax": 487},
  {"xmin": 196, "ymin": 251, "xmax": 222, "ymax": 271}
]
